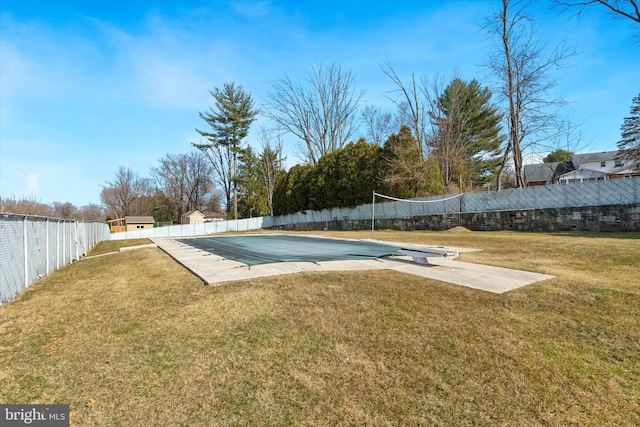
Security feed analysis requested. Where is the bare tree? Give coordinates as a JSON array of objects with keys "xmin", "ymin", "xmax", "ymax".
[
  {"xmin": 152, "ymin": 154, "xmax": 186, "ymax": 220},
  {"xmin": 0, "ymin": 196, "xmax": 52, "ymax": 216},
  {"xmin": 52, "ymin": 202, "xmax": 77, "ymax": 219},
  {"xmin": 76, "ymin": 204, "xmax": 105, "ymax": 221},
  {"xmin": 255, "ymin": 128, "xmax": 285, "ymax": 215},
  {"xmin": 484, "ymin": 0, "xmax": 576, "ymax": 188},
  {"xmin": 151, "ymin": 151, "xmax": 214, "ymax": 222},
  {"xmin": 361, "ymin": 104, "xmax": 395, "ymax": 146},
  {"xmin": 264, "ymin": 62, "xmax": 365, "ymax": 164},
  {"xmin": 194, "ymin": 138, "xmax": 232, "ymax": 217},
  {"xmin": 380, "ymin": 61, "xmax": 430, "ymax": 158},
  {"xmin": 101, "ymin": 167, "xmax": 150, "ymax": 218},
  {"xmin": 553, "ymin": 0, "xmax": 640, "ymax": 23}
]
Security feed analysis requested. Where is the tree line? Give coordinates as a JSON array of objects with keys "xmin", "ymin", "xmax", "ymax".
[
  {"xmin": 0, "ymin": 197, "xmax": 105, "ymax": 221},
  {"xmin": 101, "ymin": 73, "xmax": 509, "ymax": 222},
  {"xmin": 5, "ymin": 1, "xmax": 638, "ymax": 221},
  {"xmin": 93, "ymin": 0, "xmax": 640, "ymax": 223}
]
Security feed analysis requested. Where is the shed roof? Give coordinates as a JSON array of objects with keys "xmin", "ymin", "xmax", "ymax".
[
  {"xmin": 125, "ymin": 216, "xmax": 155, "ymax": 224},
  {"xmin": 182, "ymin": 210, "xmax": 204, "ymax": 218}
]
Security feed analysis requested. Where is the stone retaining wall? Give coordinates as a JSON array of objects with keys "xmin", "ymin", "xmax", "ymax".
[{"xmin": 268, "ymin": 204, "xmax": 640, "ymax": 233}]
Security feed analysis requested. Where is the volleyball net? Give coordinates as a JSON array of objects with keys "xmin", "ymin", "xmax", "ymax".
[{"xmin": 371, "ymin": 191, "xmax": 463, "ymax": 236}]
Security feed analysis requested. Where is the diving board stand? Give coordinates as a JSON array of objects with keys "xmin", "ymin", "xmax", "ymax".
[{"xmin": 396, "ymin": 246, "xmax": 458, "ymax": 265}]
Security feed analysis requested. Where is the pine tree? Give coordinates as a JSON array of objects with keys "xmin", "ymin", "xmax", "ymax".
[
  {"xmin": 617, "ymin": 93, "xmax": 640, "ymax": 161},
  {"xmin": 429, "ymin": 78, "xmax": 504, "ymax": 190},
  {"xmin": 381, "ymin": 126, "xmax": 443, "ymax": 198},
  {"xmin": 194, "ymin": 83, "xmax": 258, "ymax": 219}
]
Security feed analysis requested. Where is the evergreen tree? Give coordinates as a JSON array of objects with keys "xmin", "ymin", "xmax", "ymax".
[
  {"xmin": 236, "ymin": 147, "xmax": 268, "ymax": 218},
  {"xmin": 272, "ymin": 164, "xmax": 315, "ymax": 215},
  {"xmin": 617, "ymin": 93, "xmax": 640, "ymax": 161},
  {"xmin": 429, "ymin": 78, "xmax": 504, "ymax": 191},
  {"xmin": 543, "ymin": 149, "xmax": 573, "ymax": 163},
  {"xmin": 194, "ymin": 83, "xmax": 258, "ymax": 219},
  {"xmin": 310, "ymin": 139, "xmax": 382, "ymax": 209},
  {"xmin": 380, "ymin": 126, "xmax": 442, "ymax": 197}
]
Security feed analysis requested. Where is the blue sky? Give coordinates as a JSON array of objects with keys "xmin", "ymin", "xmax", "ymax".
[{"xmin": 1, "ymin": 0, "xmax": 638, "ymax": 207}]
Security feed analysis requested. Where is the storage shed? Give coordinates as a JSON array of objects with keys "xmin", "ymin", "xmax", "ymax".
[
  {"xmin": 125, "ymin": 216, "xmax": 155, "ymax": 231},
  {"xmin": 182, "ymin": 210, "xmax": 206, "ymax": 225}
]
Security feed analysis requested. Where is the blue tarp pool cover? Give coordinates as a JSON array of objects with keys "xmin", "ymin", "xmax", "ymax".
[{"xmin": 176, "ymin": 234, "xmax": 400, "ymax": 266}]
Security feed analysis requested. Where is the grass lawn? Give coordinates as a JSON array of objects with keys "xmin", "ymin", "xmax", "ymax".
[{"xmin": 0, "ymin": 230, "xmax": 638, "ymax": 426}]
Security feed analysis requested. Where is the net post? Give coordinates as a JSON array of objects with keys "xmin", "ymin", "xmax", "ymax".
[{"xmin": 371, "ymin": 190, "xmax": 375, "ymax": 239}]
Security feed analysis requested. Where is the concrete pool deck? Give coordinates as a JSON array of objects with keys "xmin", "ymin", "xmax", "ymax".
[{"xmin": 151, "ymin": 235, "xmax": 554, "ymax": 294}]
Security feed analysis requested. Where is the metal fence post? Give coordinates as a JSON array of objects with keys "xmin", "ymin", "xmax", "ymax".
[
  {"xmin": 56, "ymin": 220, "xmax": 60, "ymax": 269},
  {"xmin": 46, "ymin": 218, "xmax": 50, "ymax": 274},
  {"xmin": 75, "ymin": 220, "xmax": 80, "ymax": 261},
  {"xmin": 23, "ymin": 216, "xmax": 28, "ymax": 288}
]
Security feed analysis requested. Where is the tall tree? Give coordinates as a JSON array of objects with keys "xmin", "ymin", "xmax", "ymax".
[
  {"xmin": 484, "ymin": 0, "xmax": 575, "ymax": 188},
  {"xmin": 380, "ymin": 126, "xmax": 443, "ymax": 198},
  {"xmin": 429, "ymin": 78, "xmax": 504, "ymax": 190},
  {"xmin": 151, "ymin": 151, "xmax": 214, "ymax": 222},
  {"xmin": 255, "ymin": 129, "xmax": 285, "ymax": 215},
  {"xmin": 264, "ymin": 63, "xmax": 365, "ymax": 164},
  {"xmin": 381, "ymin": 62, "xmax": 429, "ymax": 158},
  {"xmin": 236, "ymin": 147, "xmax": 266, "ymax": 218},
  {"xmin": 101, "ymin": 167, "xmax": 150, "ymax": 218},
  {"xmin": 195, "ymin": 82, "xmax": 257, "ymax": 219},
  {"xmin": 617, "ymin": 93, "xmax": 640, "ymax": 161}
]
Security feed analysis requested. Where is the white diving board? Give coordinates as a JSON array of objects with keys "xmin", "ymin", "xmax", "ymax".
[{"xmin": 396, "ymin": 247, "xmax": 459, "ymax": 265}]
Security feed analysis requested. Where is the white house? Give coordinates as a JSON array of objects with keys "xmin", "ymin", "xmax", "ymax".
[{"xmin": 557, "ymin": 151, "xmax": 640, "ymax": 184}]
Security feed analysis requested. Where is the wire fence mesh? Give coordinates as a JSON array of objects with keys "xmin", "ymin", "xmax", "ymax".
[
  {"xmin": 107, "ymin": 177, "xmax": 639, "ymax": 240},
  {"xmin": 0, "ymin": 214, "xmax": 110, "ymax": 306},
  {"xmin": 110, "ymin": 217, "xmax": 268, "ymax": 240},
  {"xmin": 3, "ymin": 178, "xmax": 635, "ymax": 303}
]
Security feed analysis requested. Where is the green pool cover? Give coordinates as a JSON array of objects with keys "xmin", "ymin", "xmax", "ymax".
[{"xmin": 177, "ymin": 234, "xmax": 399, "ymax": 266}]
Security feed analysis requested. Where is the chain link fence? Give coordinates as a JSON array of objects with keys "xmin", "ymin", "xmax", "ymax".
[
  {"xmin": 4, "ymin": 178, "xmax": 633, "ymax": 303},
  {"xmin": 111, "ymin": 217, "xmax": 267, "ymax": 240},
  {"xmin": 108, "ymin": 177, "xmax": 640, "ymax": 240},
  {"xmin": 0, "ymin": 214, "xmax": 110, "ymax": 306},
  {"xmin": 462, "ymin": 177, "xmax": 638, "ymax": 212},
  {"xmin": 272, "ymin": 177, "xmax": 640, "ymax": 226}
]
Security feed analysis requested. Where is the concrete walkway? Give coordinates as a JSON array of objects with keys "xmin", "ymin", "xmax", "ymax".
[{"xmin": 151, "ymin": 237, "xmax": 554, "ymax": 294}]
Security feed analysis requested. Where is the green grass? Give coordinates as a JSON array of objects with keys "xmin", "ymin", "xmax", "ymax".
[
  {"xmin": 85, "ymin": 238, "xmax": 152, "ymax": 256},
  {"xmin": 1, "ymin": 231, "xmax": 639, "ymax": 426}
]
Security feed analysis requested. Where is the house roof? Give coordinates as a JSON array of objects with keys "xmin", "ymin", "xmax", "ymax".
[
  {"xmin": 201, "ymin": 211, "xmax": 226, "ymax": 219},
  {"xmin": 524, "ymin": 162, "xmax": 572, "ymax": 183},
  {"xmin": 615, "ymin": 162, "xmax": 640, "ymax": 174},
  {"xmin": 182, "ymin": 210, "xmax": 204, "ymax": 218},
  {"xmin": 558, "ymin": 168, "xmax": 608, "ymax": 180},
  {"xmin": 125, "ymin": 216, "xmax": 155, "ymax": 224},
  {"xmin": 572, "ymin": 150, "xmax": 620, "ymax": 165}
]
